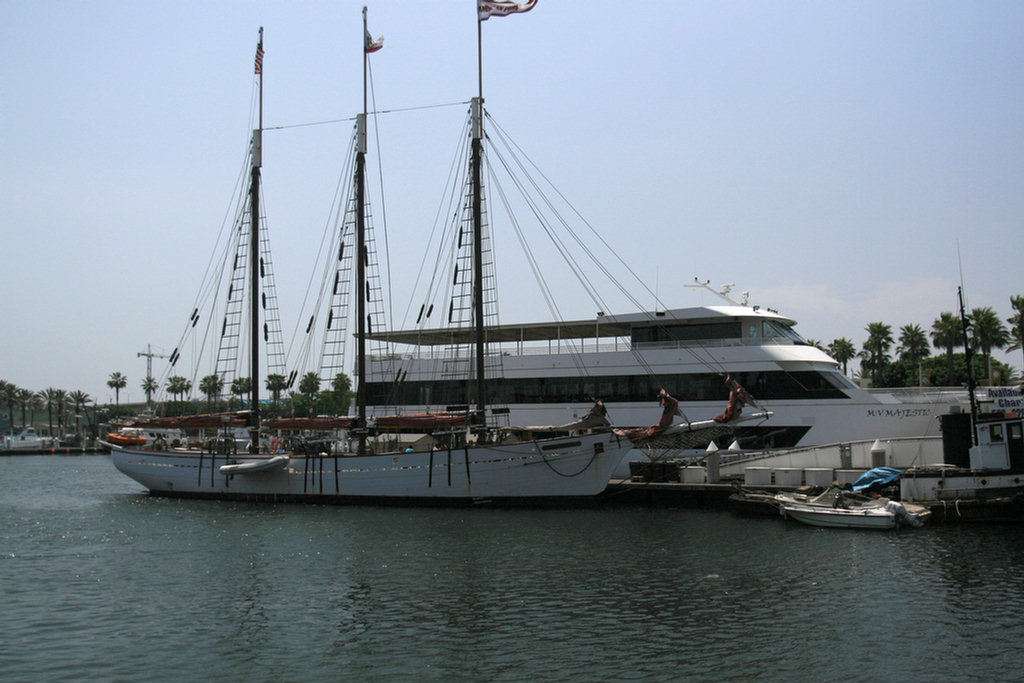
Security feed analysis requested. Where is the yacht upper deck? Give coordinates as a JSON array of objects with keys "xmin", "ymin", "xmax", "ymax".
[{"xmin": 366, "ymin": 305, "xmax": 800, "ymax": 348}]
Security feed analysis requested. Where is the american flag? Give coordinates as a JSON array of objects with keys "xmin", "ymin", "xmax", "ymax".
[{"xmin": 254, "ymin": 44, "xmax": 264, "ymax": 74}]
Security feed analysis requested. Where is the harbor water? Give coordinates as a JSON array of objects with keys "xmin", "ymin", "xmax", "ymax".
[{"xmin": 2, "ymin": 456, "xmax": 1023, "ymax": 683}]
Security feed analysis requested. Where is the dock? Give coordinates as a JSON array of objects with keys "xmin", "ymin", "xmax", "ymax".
[
  {"xmin": 606, "ymin": 479, "xmax": 749, "ymax": 508},
  {"xmin": 1, "ymin": 446, "xmax": 110, "ymax": 456},
  {"xmin": 604, "ymin": 477, "xmax": 1024, "ymax": 523}
]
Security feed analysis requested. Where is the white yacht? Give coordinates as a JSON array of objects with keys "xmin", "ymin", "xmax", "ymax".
[
  {"xmin": 1, "ymin": 426, "xmax": 53, "ymax": 451},
  {"xmin": 365, "ymin": 302, "xmax": 963, "ymax": 453}
]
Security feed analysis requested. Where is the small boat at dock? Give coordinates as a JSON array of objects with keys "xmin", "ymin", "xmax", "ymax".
[
  {"xmin": 775, "ymin": 485, "xmax": 928, "ymax": 529},
  {"xmin": 1, "ymin": 426, "xmax": 54, "ymax": 452},
  {"xmin": 105, "ymin": 428, "xmax": 147, "ymax": 448}
]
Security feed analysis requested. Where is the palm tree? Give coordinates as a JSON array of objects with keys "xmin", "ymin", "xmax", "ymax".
[
  {"xmin": 299, "ymin": 372, "xmax": 321, "ymax": 415},
  {"xmin": 15, "ymin": 387, "xmax": 35, "ymax": 428},
  {"xmin": 827, "ymin": 338, "xmax": 856, "ymax": 375},
  {"xmin": 60, "ymin": 389, "xmax": 74, "ymax": 432},
  {"xmin": 332, "ymin": 373, "xmax": 352, "ymax": 414},
  {"xmin": 141, "ymin": 376, "xmax": 159, "ymax": 405},
  {"xmin": 39, "ymin": 388, "xmax": 66, "ymax": 439},
  {"xmin": 970, "ymin": 307, "xmax": 1010, "ymax": 382},
  {"xmin": 107, "ymin": 372, "xmax": 128, "ymax": 405},
  {"xmin": 231, "ymin": 376, "xmax": 252, "ymax": 409},
  {"xmin": 27, "ymin": 391, "xmax": 44, "ymax": 428},
  {"xmin": 930, "ymin": 312, "xmax": 962, "ymax": 385},
  {"xmin": 897, "ymin": 324, "xmax": 930, "ymax": 385},
  {"xmin": 199, "ymin": 374, "xmax": 224, "ymax": 408},
  {"xmin": 265, "ymin": 373, "xmax": 287, "ymax": 406},
  {"xmin": 1, "ymin": 381, "xmax": 18, "ymax": 430},
  {"xmin": 897, "ymin": 324, "xmax": 929, "ymax": 364},
  {"xmin": 166, "ymin": 376, "xmax": 192, "ymax": 402},
  {"xmin": 859, "ymin": 322, "xmax": 893, "ymax": 386},
  {"xmin": 1008, "ymin": 295, "xmax": 1024, "ymax": 370},
  {"xmin": 68, "ymin": 390, "xmax": 92, "ymax": 439}
]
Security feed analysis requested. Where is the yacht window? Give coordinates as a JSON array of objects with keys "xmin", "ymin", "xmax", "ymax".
[
  {"xmin": 632, "ymin": 322, "xmax": 741, "ymax": 344},
  {"xmin": 762, "ymin": 321, "xmax": 806, "ymax": 343},
  {"xmin": 821, "ymin": 370, "xmax": 857, "ymax": 392},
  {"xmin": 365, "ymin": 368, "xmax": 850, "ymax": 406},
  {"xmin": 1009, "ymin": 423, "xmax": 1022, "ymax": 441}
]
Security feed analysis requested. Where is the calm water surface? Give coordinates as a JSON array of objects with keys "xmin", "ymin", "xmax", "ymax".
[{"xmin": 2, "ymin": 456, "xmax": 1023, "ymax": 683}]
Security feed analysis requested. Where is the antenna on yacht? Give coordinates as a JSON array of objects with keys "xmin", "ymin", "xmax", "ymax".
[{"xmin": 686, "ymin": 277, "xmax": 747, "ymax": 306}]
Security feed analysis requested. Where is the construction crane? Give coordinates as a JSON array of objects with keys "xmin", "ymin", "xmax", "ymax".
[{"xmin": 137, "ymin": 344, "xmax": 170, "ymax": 380}]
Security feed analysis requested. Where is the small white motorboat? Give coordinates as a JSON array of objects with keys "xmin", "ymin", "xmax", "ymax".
[
  {"xmin": 779, "ymin": 500, "xmax": 897, "ymax": 529},
  {"xmin": 776, "ymin": 486, "xmax": 927, "ymax": 529}
]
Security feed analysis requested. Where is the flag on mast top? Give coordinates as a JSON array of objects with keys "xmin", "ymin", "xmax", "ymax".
[
  {"xmin": 365, "ymin": 29, "xmax": 383, "ymax": 53},
  {"xmin": 478, "ymin": 0, "xmax": 537, "ymax": 21},
  {"xmin": 254, "ymin": 29, "xmax": 264, "ymax": 74}
]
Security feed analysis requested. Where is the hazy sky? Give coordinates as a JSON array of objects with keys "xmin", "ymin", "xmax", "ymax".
[{"xmin": 2, "ymin": 1, "xmax": 1022, "ymax": 405}]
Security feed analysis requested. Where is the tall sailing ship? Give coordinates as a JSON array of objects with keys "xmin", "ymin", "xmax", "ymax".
[{"xmin": 109, "ymin": 7, "xmax": 635, "ymax": 504}]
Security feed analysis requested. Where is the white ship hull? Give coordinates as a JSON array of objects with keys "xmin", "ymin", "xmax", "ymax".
[{"xmin": 110, "ymin": 431, "xmax": 630, "ymax": 505}]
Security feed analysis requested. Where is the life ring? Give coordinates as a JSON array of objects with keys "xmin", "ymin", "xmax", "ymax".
[{"xmin": 271, "ymin": 438, "xmax": 283, "ymax": 452}]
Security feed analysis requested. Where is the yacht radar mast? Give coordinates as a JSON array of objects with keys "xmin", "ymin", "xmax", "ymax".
[{"xmin": 686, "ymin": 277, "xmax": 749, "ymax": 306}]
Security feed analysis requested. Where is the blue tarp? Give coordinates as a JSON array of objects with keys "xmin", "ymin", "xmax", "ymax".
[{"xmin": 851, "ymin": 466, "xmax": 904, "ymax": 491}]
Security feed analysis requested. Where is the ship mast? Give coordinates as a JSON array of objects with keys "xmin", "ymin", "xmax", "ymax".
[
  {"xmin": 355, "ymin": 8, "xmax": 370, "ymax": 455},
  {"xmin": 249, "ymin": 27, "xmax": 264, "ymax": 452},
  {"xmin": 471, "ymin": 17, "xmax": 487, "ymax": 429},
  {"xmin": 467, "ymin": 0, "xmax": 537, "ymax": 430},
  {"xmin": 959, "ymin": 286, "xmax": 979, "ymax": 446}
]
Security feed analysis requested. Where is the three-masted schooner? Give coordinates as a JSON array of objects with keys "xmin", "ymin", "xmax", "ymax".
[{"xmin": 109, "ymin": 7, "xmax": 633, "ymax": 505}]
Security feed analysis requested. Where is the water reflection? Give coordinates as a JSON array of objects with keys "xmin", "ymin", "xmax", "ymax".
[{"xmin": 3, "ymin": 458, "xmax": 1024, "ymax": 683}]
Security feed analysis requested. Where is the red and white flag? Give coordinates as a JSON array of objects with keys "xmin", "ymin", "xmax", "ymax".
[
  {"xmin": 254, "ymin": 44, "xmax": 264, "ymax": 74},
  {"xmin": 364, "ymin": 29, "xmax": 383, "ymax": 54},
  {"xmin": 478, "ymin": 0, "xmax": 537, "ymax": 21}
]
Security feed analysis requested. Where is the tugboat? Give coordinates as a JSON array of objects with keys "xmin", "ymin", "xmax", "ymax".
[
  {"xmin": 900, "ymin": 406, "xmax": 1024, "ymax": 506},
  {"xmin": 899, "ymin": 288, "xmax": 1024, "ymax": 520}
]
